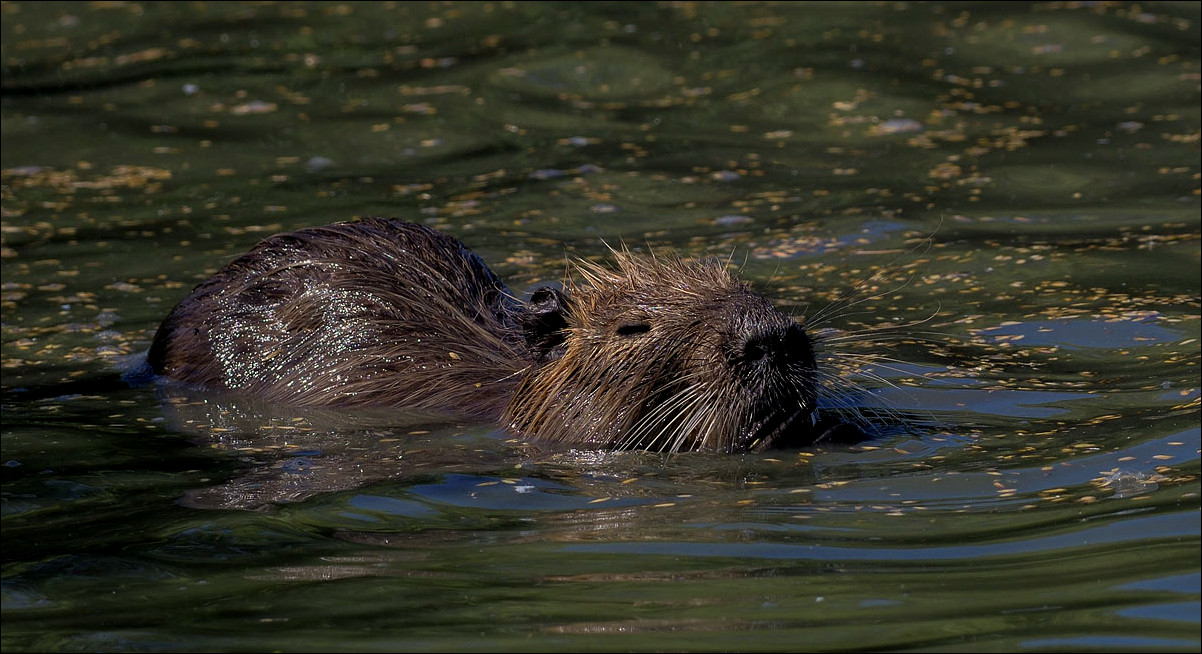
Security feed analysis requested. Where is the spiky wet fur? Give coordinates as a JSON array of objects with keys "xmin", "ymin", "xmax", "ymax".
[{"xmin": 149, "ymin": 218, "xmax": 528, "ymax": 417}]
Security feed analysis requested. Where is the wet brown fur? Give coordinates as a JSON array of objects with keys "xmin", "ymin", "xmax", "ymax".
[
  {"xmin": 148, "ymin": 218, "xmax": 527, "ymax": 417},
  {"xmin": 150, "ymin": 217, "xmax": 822, "ymax": 452},
  {"xmin": 506, "ymin": 252, "xmax": 818, "ymax": 452}
]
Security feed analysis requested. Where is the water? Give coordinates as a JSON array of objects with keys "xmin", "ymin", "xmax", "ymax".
[{"xmin": 2, "ymin": 1, "xmax": 1199, "ymax": 651}]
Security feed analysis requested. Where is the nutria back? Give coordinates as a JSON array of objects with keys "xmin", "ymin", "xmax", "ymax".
[
  {"xmin": 150, "ymin": 217, "xmax": 828, "ymax": 452},
  {"xmin": 148, "ymin": 217, "xmax": 528, "ymax": 417}
]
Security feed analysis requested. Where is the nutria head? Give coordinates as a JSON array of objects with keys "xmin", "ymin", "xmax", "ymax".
[{"xmin": 506, "ymin": 252, "xmax": 819, "ymax": 453}]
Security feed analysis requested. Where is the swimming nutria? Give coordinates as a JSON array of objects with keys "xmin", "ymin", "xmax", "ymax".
[{"xmin": 149, "ymin": 217, "xmax": 838, "ymax": 452}]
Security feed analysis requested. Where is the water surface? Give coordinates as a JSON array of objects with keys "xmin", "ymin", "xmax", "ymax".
[{"xmin": 2, "ymin": 2, "xmax": 1199, "ymax": 652}]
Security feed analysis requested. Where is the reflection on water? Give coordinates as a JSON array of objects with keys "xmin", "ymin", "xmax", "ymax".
[{"xmin": 2, "ymin": 1, "xmax": 1199, "ymax": 652}]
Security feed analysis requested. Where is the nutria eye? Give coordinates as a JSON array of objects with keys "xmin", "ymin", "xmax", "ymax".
[{"xmin": 616, "ymin": 323, "xmax": 651, "ymax": 336}]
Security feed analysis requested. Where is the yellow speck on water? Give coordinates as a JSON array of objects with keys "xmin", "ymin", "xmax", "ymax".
[{"xmin": 448, "ymin": 352, "xmax": 461, "ymax": 360}]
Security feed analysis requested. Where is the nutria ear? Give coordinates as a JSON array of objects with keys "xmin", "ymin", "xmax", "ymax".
[{"xmin": 522, "ymin": 286, "xmax": 570, "ymax": 358}]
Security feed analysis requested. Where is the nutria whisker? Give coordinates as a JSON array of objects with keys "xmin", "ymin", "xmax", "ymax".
[
  {"xmin": 622, "ymin": 374, "xmax": 734, "ymax": 453},
  {"xmin": 822, "ymin": 352, "xmax": 920, "ymax": 378},
  {"xmin": 805, "ymin": 276, "xmax": 917, "ymax": 333},
  {"xmin": 817, "ymin": 364, "xmax": 903, "ymax": 400},
  {"xmin": 803, "ymin": 233, "xmax": 936, "ymax": 334},
  {"xmin": 813, "ymin": 305, "xmax": 943, "ymax": 346},
  {"xmin": 813, "ymin": 361, "xmax": 914, "ymax": 430},
  {"xmin": 621, "ymin": 382, "xmax": 705, "ymax": 452}
]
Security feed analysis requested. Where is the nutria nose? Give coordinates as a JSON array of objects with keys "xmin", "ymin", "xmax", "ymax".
[{"xmin": 739, "ymin": 322, "xmax": 814, "ymax": 370}]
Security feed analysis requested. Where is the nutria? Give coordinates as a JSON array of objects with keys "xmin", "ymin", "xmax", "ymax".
[{"xmin": 149, "ymin": 217, "xmax": 843, "ymax": 453}]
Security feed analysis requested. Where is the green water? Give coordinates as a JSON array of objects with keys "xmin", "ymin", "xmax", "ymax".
[{"xmin": 2, "ymin": 1, "xmax": 1199, "ymax": 651}]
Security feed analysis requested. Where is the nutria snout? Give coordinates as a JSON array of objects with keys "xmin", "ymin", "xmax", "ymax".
[{"xmin": 148, "ymin": 217, "xmax": 842, "ymax": 452}]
